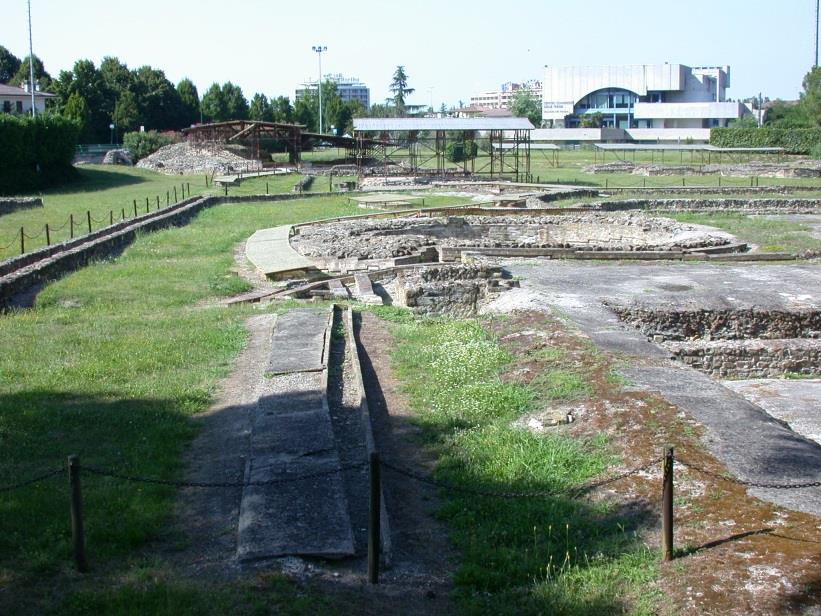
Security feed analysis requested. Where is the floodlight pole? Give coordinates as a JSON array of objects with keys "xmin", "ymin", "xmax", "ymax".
[
  {"xmin": 816, "ymin": 0, "xmax": 819, "ymax": 67},
  {"xmin": 27, "ymin": 0, "xmax": 36, "ymax": 117},
  {"xmin": 312, "ymin": 45, "xmax": 327, "ymax": 134}
]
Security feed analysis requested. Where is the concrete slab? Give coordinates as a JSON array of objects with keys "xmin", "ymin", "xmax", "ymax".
[
  {"xmin": 723, "ymin": 379, "xmax": 821, "ymax": 446},
  {"xmin": 246, "ymin": 226, "xmax": 318, "ymax": 280},
  {"xmin": 266, "ymin": 309, "xmax": 329, "ymax": 375}
]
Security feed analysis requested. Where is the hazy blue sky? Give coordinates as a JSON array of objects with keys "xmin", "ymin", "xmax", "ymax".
[{"xmin": 3, "ymin": 0, "xmax": 817, "ymax": 107}]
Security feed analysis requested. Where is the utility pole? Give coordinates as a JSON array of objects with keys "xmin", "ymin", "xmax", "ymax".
[
  {"xmin": 312, "ymin": 45, "xmax": 327, "ymax": 134},
  {"xmin": 27, "ymin": 0, "xmax": 36, "ymax": 117},
  {"xmin": 816, "ymin": 0, "xmax": 820, "ymax": 67}
]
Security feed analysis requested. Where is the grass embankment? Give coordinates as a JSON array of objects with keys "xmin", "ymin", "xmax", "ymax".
[
  {"xmin": 666, "ymin": 212, "xmax": 821, "ymax": 254},
  {"xmin": 0, "ymin": 196, "xmax": 361, "ymax": 613},
  {"xmin": 0, "ymin": 166, "xmax": 301, "ymax": 261},
  {"xmin": 380, "ymin": 311, "xmax": 658, "ymax": 615}
]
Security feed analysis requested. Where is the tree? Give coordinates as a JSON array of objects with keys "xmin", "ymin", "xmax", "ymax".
[
  {"xmin": 62, "ymin": 91, "xmax": 90, "ymax": 135},
  {"xmin": 99, "ymin": 56, "xmax": 131, "ymax": 95},
  {"xmin": 728, "ymin": 115, "xmax": 758, "ymax": 129},
  {"xmin": 580, "ymin": 112, "xmax": 603, "ymax": 128},
  {"xmin": 765, "ymin": 100, "xmax": 809, "ymax": 128},
  {"xmin": 320, "ymin": 80, "xmax": 343, "ymax": 133},
  {"xmin": 112, "ymin": 89, "xmax": 140, "ymax": 134},
  {"xmin": 272, "ymin": 96, "xmax": 294, "ymax": 123},
  {"xmin": 131, "ymin": 66, "xmax": 182, "ymax": 131},
  {"xmin": 222, "ymin": 82, "xmax": 249, "ymax": 120},
  {"xmin": 389, "ymin": 65, "xmax": 414, "ymax": 116},
  {"xmin": 800, "ymin": 66, "xmax": 821, "ymax": 127},
  {"xmin": 0, "ymin": 46, "xmax": 21, "ymax": 84},
  {"xmin": 176, "ymin": 78, "xmax": 200, "ymax": 126},
  {"xmin": 11, "ymin": 54, "xmax": 52, "ymax": 91},
  {"xmin": 294, "ymin": 94, "xmax": 317, "ymax": 131},
  {"xmin": 249, "ymin": 93, "xmax": 274, "ymax": 121},
  {"xmin": 510, "ymin": 89, "xmax": 542, "ymax": 127},
  {"xmin": 337, "ymin": 99, "xmax": 364, "ymax": 135},
  {"xmin": 201, "ymin": 83, "xmax": 226, "ymax": 122}
]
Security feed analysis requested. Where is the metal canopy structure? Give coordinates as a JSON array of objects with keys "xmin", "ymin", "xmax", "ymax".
[
  {"xmin": 593, "ymin": 142, "xmax": 786, "ymax": 164},
  {"xmin": 182, "ymin": 121, "xmax": 305, "ymax": 163},
  {"xmin": 352, "ymin": 117, "xmax": 534, "ymax": 181}
]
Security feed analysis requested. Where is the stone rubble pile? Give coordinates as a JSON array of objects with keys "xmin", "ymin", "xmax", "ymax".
[
  {"xmin": 102, "ymin": 149, "xmax": 134, "ymax": 166},
  {"xmin": 136, "ymin": 142, "xmax": 262, "ymax": 175},
  {"xmin": 583, "ymin": 160, "xmax": 821, "ymax": 178}
]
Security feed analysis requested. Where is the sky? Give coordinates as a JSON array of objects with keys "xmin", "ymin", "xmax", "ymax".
[{"xmin": 2, "ymin": 0, "xmax": 818, "ymax": 107}]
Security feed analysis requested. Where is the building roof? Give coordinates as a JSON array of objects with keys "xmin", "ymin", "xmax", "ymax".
[
  {"xmin": 353, "ymin": 117, "xmax": 534, "ymax": 131},
  {"xmin": 0, "ymin": 83, "xmax": 55, "ymax": 97}
]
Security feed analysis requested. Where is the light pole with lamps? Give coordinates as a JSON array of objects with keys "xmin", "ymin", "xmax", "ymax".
[{"xmin": 312, "ymin": 45, "xmax": 327, "ymax": 134}]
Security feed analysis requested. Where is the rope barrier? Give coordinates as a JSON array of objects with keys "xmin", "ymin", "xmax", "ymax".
[
  {"xmin": 678, "ymin": 458, "xmax": 821, "ymax": 490},
  {"xmin": 81, "ymin": 461, "xmax": 368, "ymax": 489},
  {"xmin": 0, "ymin": 468, "xmax": 63, "ymax": 493}
]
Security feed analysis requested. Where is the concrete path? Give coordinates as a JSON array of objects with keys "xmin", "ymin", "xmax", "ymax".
[
  {"xmin": 238, "ymin": 308, "xmax": 355, "ymax": 561},
  {"xmin": 508, "ymin": 261, "xmax": 821, "ymax": 515},
  {"xmin": 245, "ymin": 226, "xmax": 318, "ymax": 280}
]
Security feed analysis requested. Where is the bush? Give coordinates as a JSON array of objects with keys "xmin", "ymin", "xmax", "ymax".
[
  {"xmin": 810, "ymin": 143, "xmax": 821, "ymax": 160},
  {"xmin": 710, "ymin": 127, "xmax": 821, "ymax": 154},
  {"xmin": 446, "ymin": 139, "xmax": 478, "ymax": 163},
  {"xmin": 123, "ymin": 130, "xmax": 178, "ymax": 161},
  {"xmin": 0, "ymin": 113, "xmax": 80, "ymax": 194}
]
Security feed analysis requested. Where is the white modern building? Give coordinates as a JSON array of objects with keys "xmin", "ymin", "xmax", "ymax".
[
  {"xmin": 541, "ymin": 64, "xmax": 750, "ymax": 135},
  {"xmin": 296, "ymin": 74, "xmax": 370, "ymax": 109},
  {"xmin": 0, "ymin": 83, "xmax": 54, "ymax": 115},
  {"xmin": 470, "ymin": 80, "xmax": 542, "ymax": 110}
]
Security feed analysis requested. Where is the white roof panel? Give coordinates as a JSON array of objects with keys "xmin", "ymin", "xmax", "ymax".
[{"xmin": 353, "ymin": 118, "xmax": 534, "ymax": 131}]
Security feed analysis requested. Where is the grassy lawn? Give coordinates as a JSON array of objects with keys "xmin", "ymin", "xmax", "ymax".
[
  {"xmin": 381, "ymin": 313, "xmax": 658, "ymax": 615},
  {"xmin": 0, "ymin": 196, "xmax": 362, "ymax": 613},
  {"xmin": 665, "ymin": 212, "xmax": 821, "ymax": 253}
]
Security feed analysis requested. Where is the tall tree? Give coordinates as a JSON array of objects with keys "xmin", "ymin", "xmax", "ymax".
[
  {"xmin": 222, "ymin": 82, "xmax": 249, "ymax": 120},
  {"xmin": 11, "ymin": 54, "xmax": 52, "ymax": 91},
  {"xmin": 176, "ymin": 78, "xmax": 200, "ymax": 126},
  {"xmin": 131, "ymin": 66, "xmax": 182, "ymax": 131},
  {"xmin": 0, "ymin": 46, "xmax": 21, "ymax": 84},
  {"xmin": 510, "ymin": 89, "xmax": 542, "ymax": 127},
  {"xmin": 294, "ymin": 94, "xmax": 317, "ymax": 131},
  {"xmin": 112, "ymin": 89, "xmax": 140, "ymax": 134},
  {"xmin": 800, "ymin": 66, "xmax": 821, "ymax": 127},
  {"xmin": 272, "ymin": 96, "xmax": 294, "ymax": 123},
  {"xmin": 320, "ymin": 80, "xmax": 343, "ymax": 133},
  {"xmin": 62, "ymin": 91, "xmax": 91, "ymax": 136},
  {"xmin": 249, "ymin": 93, "xmax": 274, "ymax": 121},
  {"xmin": 389, "ymin": 66, "xmax": 414, "ymax": 116},
  {"xmin": 201, "ymin": 83, "xmax": 226, "ymax": 122}
]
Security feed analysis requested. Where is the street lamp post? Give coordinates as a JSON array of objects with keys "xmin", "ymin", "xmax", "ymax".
[
  {"xmin": 110, "ymin": 123, "xmax": 115, "ymax": 145},
  {"xmin": 312, "ymin": 45, "xmax": 327, "ymax": 134}
]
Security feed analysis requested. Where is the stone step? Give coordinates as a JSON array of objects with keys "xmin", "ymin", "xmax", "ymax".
[
  {"xmin": 354, "ymin": 273, "xmax": 383, "ymax": 305},
  {"xmin": 328, "ymin": 278, "xmax": 350, "ymax": 299}
]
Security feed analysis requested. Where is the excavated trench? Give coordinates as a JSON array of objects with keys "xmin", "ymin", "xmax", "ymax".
[{"xmin": 608, "ymin": 305, "xmax": 821, "ymax": 379}]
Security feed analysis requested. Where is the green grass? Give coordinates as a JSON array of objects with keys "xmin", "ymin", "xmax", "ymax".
[
  {"xmin": 384, "ymin": 317, "xmax": 659, "ymax": 615},
  {"xmin": 666, "ymin": 212, "xmax": 821, "ymax": 254},
  {"xmin": 0, "ymin": 195, "xmax": 363, "ymax": 609}
]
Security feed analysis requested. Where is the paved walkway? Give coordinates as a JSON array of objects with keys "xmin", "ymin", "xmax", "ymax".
[
  {"xmin": 245, "ymin": 226, "xmax": 318, "ymax": 280},
  {"xmin": 237, "ymin": 308, "xmax": 355, "ymax": 561},
  {"xmin": 508, "ymin": 261, "xmax": 821, "ymax": 515}
]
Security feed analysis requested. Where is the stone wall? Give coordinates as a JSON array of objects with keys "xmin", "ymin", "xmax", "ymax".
[
  {"xmin": 593, "ymin": 198, "xmax": 821, "ymax": 215},
  {"xmin": 666, "ymin": 339, "xmax": 821, "ymax": 378},
  {"xmin": 606, "ymin": 306, "xmax": 821, "ymax": 341},
  {"xmin": 0, "ymin": 197, "xmax": 42, "ymax": 217},
  {"xmin": 392, "ymin": 265, "xmax": 513, "ymax": 317}
]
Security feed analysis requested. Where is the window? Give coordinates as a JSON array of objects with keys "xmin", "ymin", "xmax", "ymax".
[
  {"xmin": 2, "ymin": 101, "xmax": 10, "ymax": 113},
  {"xmin": 16, "ymin": 101, "xmax": 23, "ymax": 113}
]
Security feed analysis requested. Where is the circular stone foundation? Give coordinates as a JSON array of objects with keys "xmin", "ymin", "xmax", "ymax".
[{"xmin": 290, "ymin": 212, "xmax": 737, "ymax": 260}]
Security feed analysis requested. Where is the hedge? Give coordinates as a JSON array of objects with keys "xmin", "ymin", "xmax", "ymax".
[
  {"xmin": 0, "ymin": 113, "xmax": 80, "ymax": 195},
  {"xmin": 710, "ymin": 128, "xmax": 821, "ymax": 154}
]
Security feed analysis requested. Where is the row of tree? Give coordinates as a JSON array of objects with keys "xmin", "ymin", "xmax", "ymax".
[{"xmin": 2, "ymin": 47, "xmax": 430, "ymax": 143}]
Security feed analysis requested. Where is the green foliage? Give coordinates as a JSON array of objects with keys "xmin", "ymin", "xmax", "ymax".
[
  {"xmin": 112, "ymin": 89, "xmax": 140, "ymax": 134},
  {"xmin": 63, "ymin": 91, "xmax": 91, "ymax": 133},
  {"xmin": 123, "ymin": 130, "xmax": 177, "ymax": 161},
  {"xmin": 249, "ymin": 92, "xmax": 274, "ymax": 122},
  {"xmin": 800, "ymin": 65, "xmax": 821, "ymax": 127},
  {"xmin": 810, "ymin": 142, "xmax": 821, "ymax": 160},
  {"xmin": 728, "ymin": 115, "xmax": 758, "ymax": 129},
  {"xmin": 0, "ymin": 113, "xmax": 80, "ymax": 194},
  {"xmin": 710, "ymin": 127, "xmax": 821, "ymax": 154},
  {"xmin": 580, "ymin": 112, "xmax": 603, "ymax": 128},
  {"xmin": 201, "ymin": 81, "xmax": 248, "ymax": 122},
  {"xmin": 446, "ymin": 137, "xmax": 479, "ymax": 162},
  {"xmin": 510, "ymin": 89, "xmax": 542, "ymax": 127},
  {"xmin": 389, "ymin": 65, "xmax": 414, "ymax": 116},
  {"xmin": 10, "ymin": 54, "xmax": 52, "ymax": 91},
  {"xmin": 176, "ymin": 78, "xmax": 201, "ymax": 127},
  {"xmin": 0, "ymin": 45, "xmax": 22, "ymax": 83}
]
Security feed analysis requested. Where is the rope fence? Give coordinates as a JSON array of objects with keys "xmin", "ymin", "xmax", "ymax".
[
  {"xmin": 0, "ymin": 182, "xmax": 195, "ymax": 258},
  {"xmin": 2, "ymin": 447, "xmax": 817, "ymax": 581}
]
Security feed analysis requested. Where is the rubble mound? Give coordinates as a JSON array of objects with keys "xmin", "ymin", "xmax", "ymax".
[
  {"xmin": 136, "ymin": 142, "xmax": 262, "ymax": 175},
  {"xmin": 102, "ymin": 149, "xmax": 133, "ymax": 166}
]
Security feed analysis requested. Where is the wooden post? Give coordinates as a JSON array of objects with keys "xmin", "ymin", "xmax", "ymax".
[
  {"xmin": 156, "ymin": 195, "xmax": 160, "ymax": 209},
  {"xmin": 368, "ymin": 452, "xmax": 381, "ymax": 584},
  {"xmin": 19, "ymin": 227, "xmax": 24, "ymax": 254},
  {"xmin": 68, "ymin": 455, "xmax": 89, "ymax": 572},
  {"xmin": 109, "ymin": 210, "xmax": 113, "ymax": 226},
  {"xmin": 166, "ymin": 191, "xmax": 169, "ymax": 206},
  {"xmin": 70, "ymin": 214, "xmax": 75, "ymax": 239},
  {"xmin": 187, "ymin": 182, "xmax": 190, "ymax": 197},
  {"xmin": 145, "ymin": 197, "xmax": 149, "ymax": 213},
  {"xmin": 133, "ymin": 200, "xmax": 137, "ymax": 217},
  {"xmin": 121, "ymin": 208, "xmax": 126, "ymax": 221},
  {"xmin": 718, "ymin": 175, "xmax": 722, "ymax": 187},
  {"xmin": 45, "ymin": 223, "xmax": 50, "ymax": 246},
  {"xmin": 224, "ymin": 184, "xmax": 228, "ymax": 197},
  {"xmin": 87, "ymin": 211, "xmax": 92, "ymax": 234},
  {"xmin": 266, "ymin": 182, "xmax": 269, "ymax": 195},
  {"xmin": 662, "ymin": 446, "xmax": 674, "ymax": 562},
  {"xmin": 174, "ymin": 187, "xmax": 177, "ymax": 202},
  {"xmin": 682, "ymin": 177, "xmax": 685, "ymax": 187}
]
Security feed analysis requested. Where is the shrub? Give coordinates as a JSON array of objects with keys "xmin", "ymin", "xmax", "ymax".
[
  {"xmin": 811, "ymin": 143, "xmax": 821, "ymax": 160},
  {"xmin": 446, "ymin": 139, "xmax": 478, "ymax": 163},
  {"xmin": 123, "ymin": 130, "xmax": 178, "ymax": 161},
  {"xmin": 710, "ymin": 127, "xmax": 821, "ymax": 154},
  {"xmin": 0, "ymin": 113, "xmax": 80, "ymax": 194}
]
